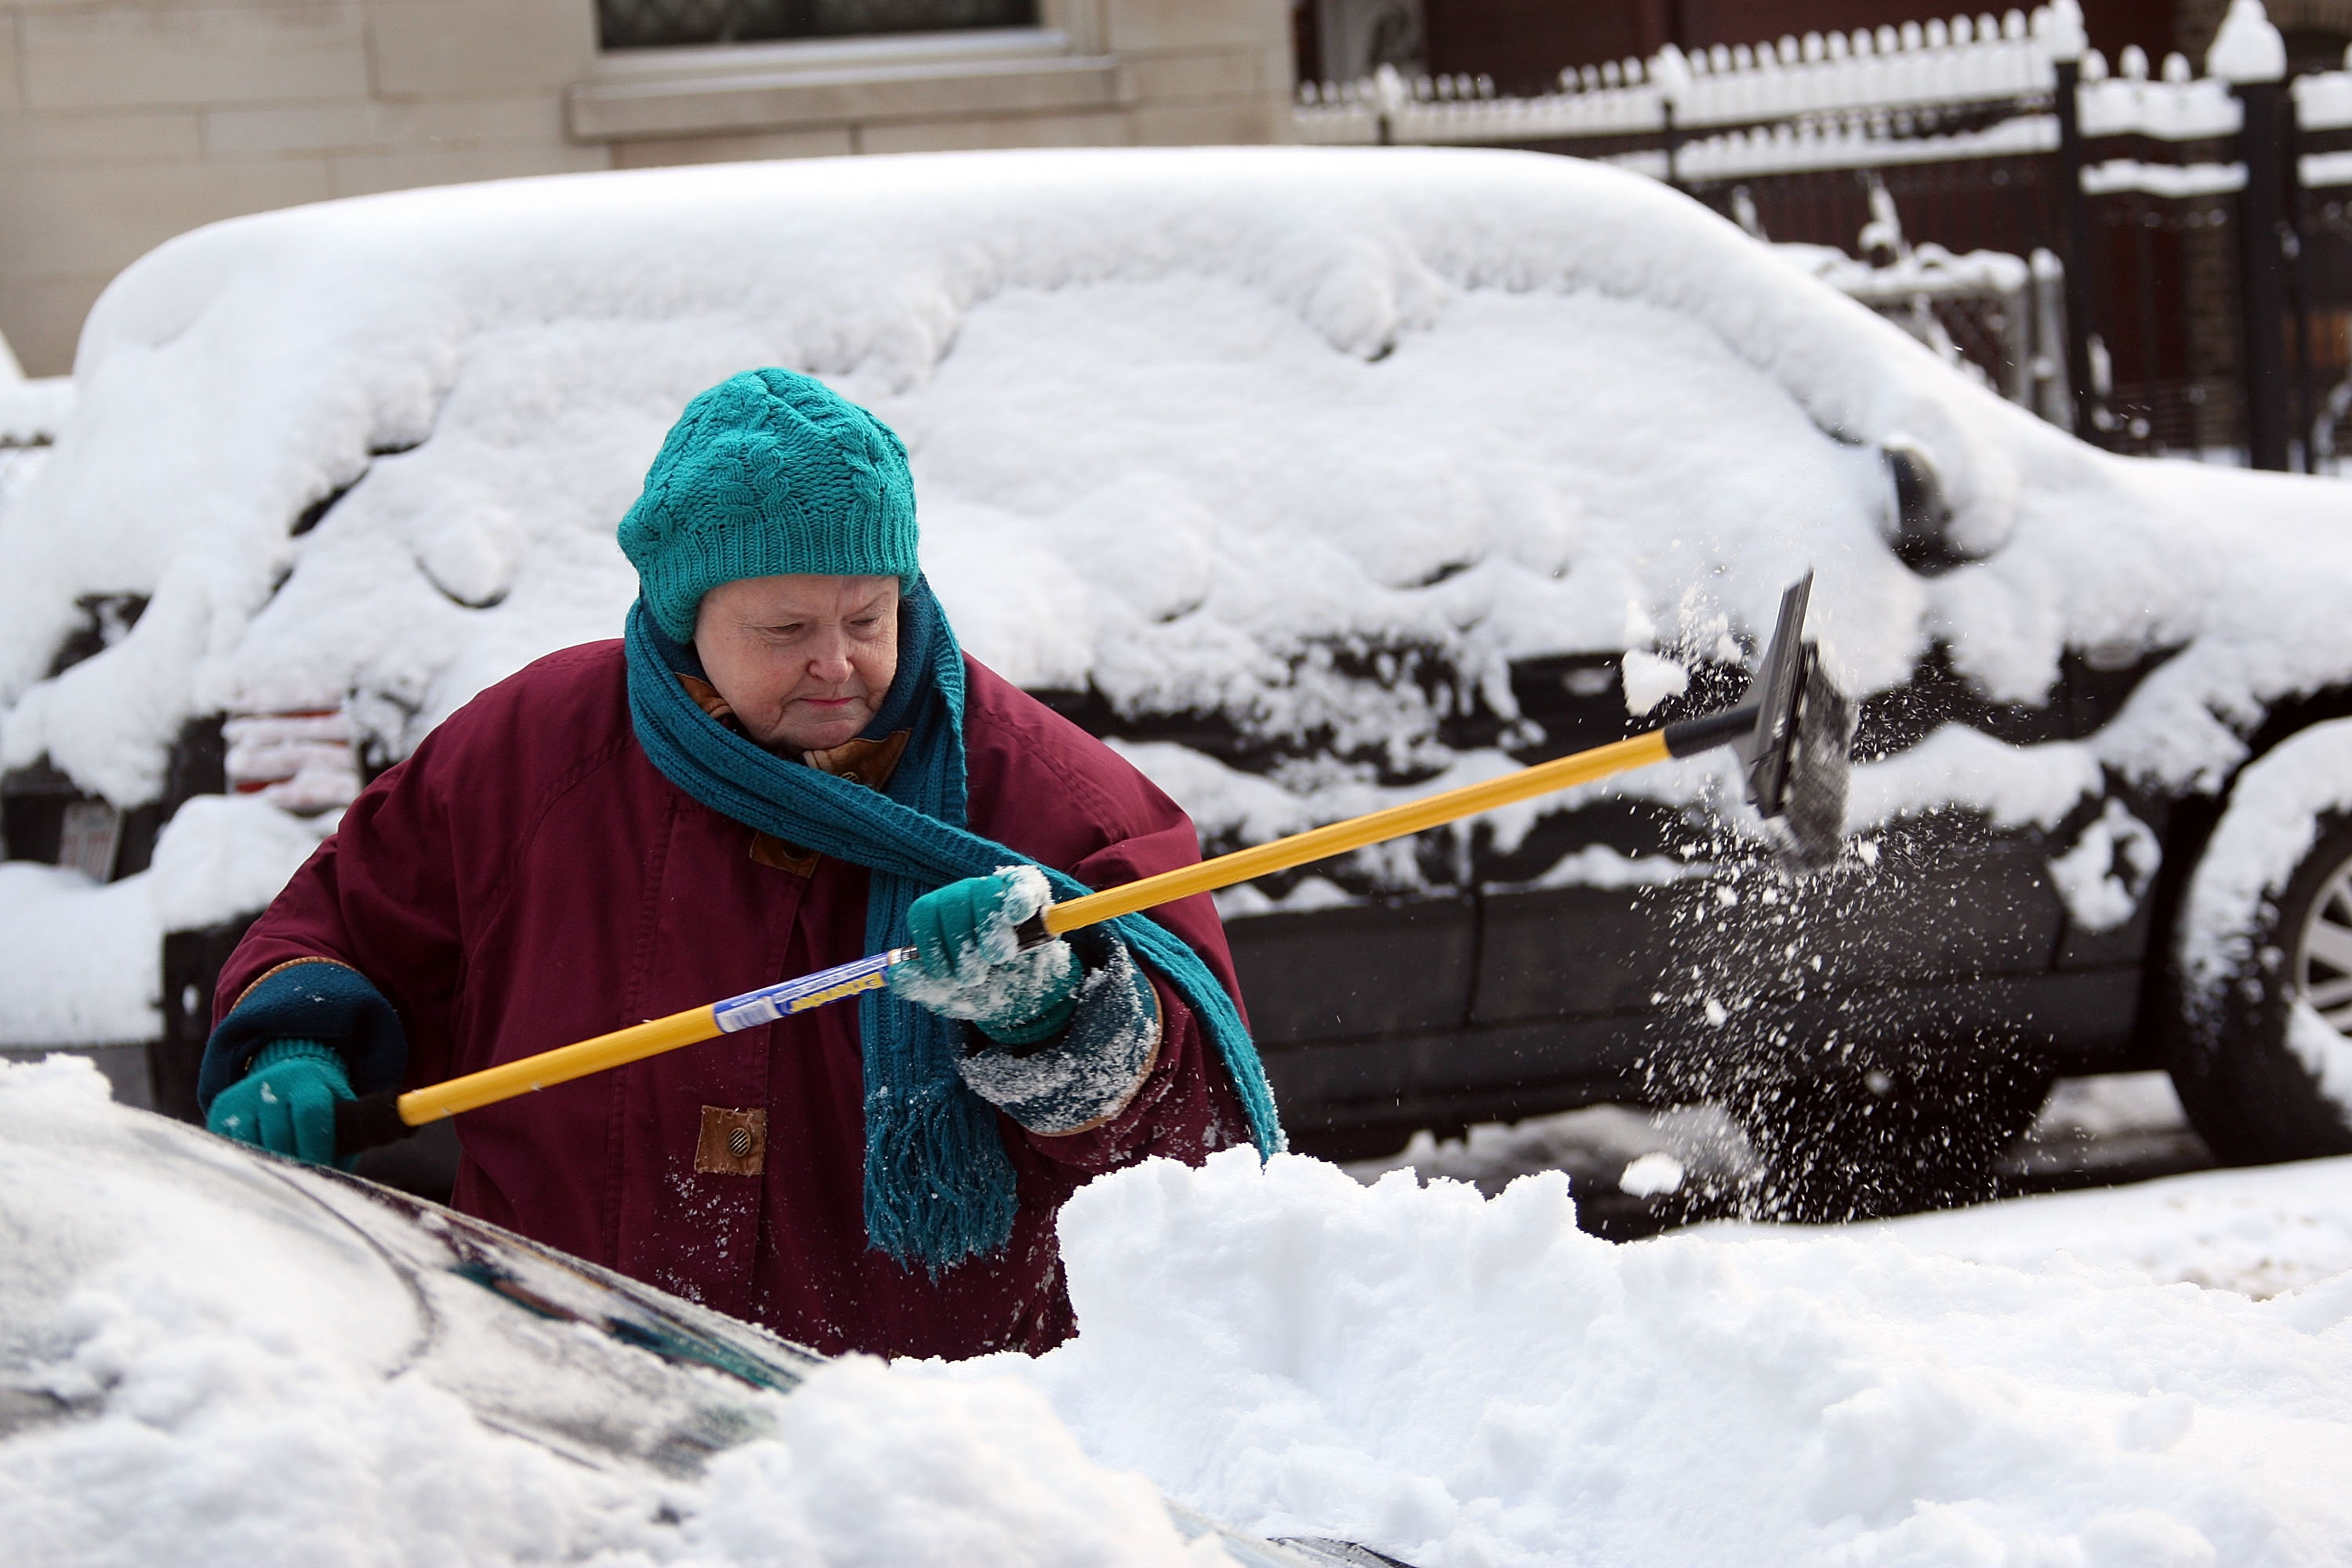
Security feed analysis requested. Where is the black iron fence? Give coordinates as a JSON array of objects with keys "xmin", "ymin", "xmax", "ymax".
[{"xmin": 1298, "ymin": 9, "xmax": 2352, "ymax": 473}]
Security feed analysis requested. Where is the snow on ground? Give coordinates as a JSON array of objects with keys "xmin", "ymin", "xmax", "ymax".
[
  {"xmin": 1341, "ymin": 1071, "xmax": 2212, "ymax": 1223},
  {"xmin": 11, "ymin": 1054, "xmax": 2352, "ymax": 1566},
  {"xmin": 963, "ymin": 1144, "xmax": 2352, "ymax": 1568},
  {"xmin": 1820, "ymin": 1156, "xmax": 2352, "ymax": 1300}
]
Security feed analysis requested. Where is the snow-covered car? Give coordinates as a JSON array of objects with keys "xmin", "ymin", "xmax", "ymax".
[
  {"xmin": 0, "ymin": 1054, "xmax": 1411, "ymax": 1566},
  {"xmin": 5, "ymin": 146, "xmax": 2352, "ymax": 1215}
]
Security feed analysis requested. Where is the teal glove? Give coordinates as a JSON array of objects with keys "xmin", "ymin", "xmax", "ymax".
[
  {"xmin": 205, "ymin": 1038, "xmax": 354, "ymax": 1167},
  {"xmin": 888, "ymin": 866, "xmax": 1082, "ymax": 1045}
]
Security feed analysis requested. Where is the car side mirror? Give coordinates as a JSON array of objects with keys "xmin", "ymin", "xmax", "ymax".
[{"xmin": 1882, "ymin": 440, "xmax": 1976, "ymax": 575}]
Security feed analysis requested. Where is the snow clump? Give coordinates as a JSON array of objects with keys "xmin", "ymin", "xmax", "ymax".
[
  {"xmin": 0, "ymin": 794, "xmax": 333, "ymax": 1046},
  {"xmin": 958, "ymin": 1145, "xmax": 2352, "ymax": 1567}
]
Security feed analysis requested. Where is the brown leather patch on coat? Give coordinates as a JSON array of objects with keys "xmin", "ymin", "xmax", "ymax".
[
  {"xmin": 749, "ymin": 833, "xmax": 819, "ymax": 875},
  {"xmin": 804, "ymin": 730, "xmax": 910, "ymax": 789},
  {"xmin": 694, "ymin": 1106, "xmax": 768, "ymax": 1176}
]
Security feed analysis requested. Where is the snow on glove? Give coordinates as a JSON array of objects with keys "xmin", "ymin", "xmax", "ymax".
[
  {"xmin": 956, "ymin": 936, "xmax": 1163, "ymax": 1134},
  {"xmin": 205, "ymin": 1038, "xmax": 355, "ymax": 1168},
  {"xmin": 889, "ymin": 865, "xmax": 1080, "ymax": 1045}
]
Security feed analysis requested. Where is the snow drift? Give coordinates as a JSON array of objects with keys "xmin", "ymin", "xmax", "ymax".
[
  {"xmin": 971, "ymin": 1144, "xmax": 2352, "ymax": 1567},
  {"xmin": 12, "ymin": 1052, "xmax": 2352, "ymax": 1566}
]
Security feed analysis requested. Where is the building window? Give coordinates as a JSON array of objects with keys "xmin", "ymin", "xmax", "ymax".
[{"xmin": 598, "ymin": 0, "xmax": 1039, "ymax": 50}]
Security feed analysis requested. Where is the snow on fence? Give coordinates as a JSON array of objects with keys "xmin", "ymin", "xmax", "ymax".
[
  {"xmin": 1295, "ymin": 9, "xmax": 2351, "ymax": 194},
  {"xmin": 2302, "ymin": 69, "xmax": 2352, "ymax": 189},
  {"xmin": 1296, "ymin": 10, "xmax": 2058, "ymax": 154},
  {"xmin": 1784, "ymin": 235, "xmax": 2071, "ymax": 420},
  {"xmin": 1298, "ymin": 0, "xmax": 2352, "ymax": 471}
]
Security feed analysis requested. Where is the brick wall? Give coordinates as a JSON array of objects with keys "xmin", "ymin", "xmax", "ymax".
[{"xmin": 0, "ymin": 0, "xmax": 1291, "ymax": 376}]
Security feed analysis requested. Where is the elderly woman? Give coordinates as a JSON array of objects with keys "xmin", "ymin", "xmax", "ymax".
[{"xmin": 198, "ymin": 369, "xmax": 1280, "ymax": 1359}]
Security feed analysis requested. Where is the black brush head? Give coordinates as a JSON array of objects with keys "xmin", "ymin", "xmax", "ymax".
[
  {"xmin": 1764, "ymin": 649, "xmax": 1855, "ymax": 875},
  {"xmin": 1740, "ymin": 576, "xmax": 1814, "ymax": 823},
  {"xmin": 1657, "ymin": 573, "xmax": 1857, "ymax": 874}
]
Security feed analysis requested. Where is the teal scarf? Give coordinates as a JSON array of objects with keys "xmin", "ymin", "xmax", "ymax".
[{"xmin": 623, "ymin": 579, "xmax": 1283, "ymax": 1269}]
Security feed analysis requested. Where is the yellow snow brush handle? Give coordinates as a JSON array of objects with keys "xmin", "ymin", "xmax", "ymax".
[
  {"xmin": 357, "ymin": 728, "xmax": 1677, "ymax": 1139},
  {"xmin": 1038, "ymin": 729, "xmax": 1671, "ymax": 935},
  {"xmin": 337, "ymin": 572, "xmax": 1835, "ymax": 1158},
  {"xmin": 396, "ymin": 1006, "xmax": 724, "ymax": 1123}
]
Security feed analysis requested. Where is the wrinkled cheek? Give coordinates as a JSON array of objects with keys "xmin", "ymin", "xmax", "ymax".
[{"xmin": 855, "ymin": 648, "xmax": 898, "ymax": 700}]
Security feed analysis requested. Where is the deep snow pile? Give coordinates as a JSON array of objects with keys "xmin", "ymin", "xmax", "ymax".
[
  {"xmin": 11, "ymin": 1054, "xmax": 2352, "ymax": 1566},
  {"xmin": 964, "ymin": 1145, "xmax": 2352, "ymax": 1568}
]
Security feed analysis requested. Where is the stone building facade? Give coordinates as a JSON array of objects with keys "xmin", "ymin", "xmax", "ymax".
[{"xmin": 0, "ymin": 0, "xmax": 1294, "ymax": 375}]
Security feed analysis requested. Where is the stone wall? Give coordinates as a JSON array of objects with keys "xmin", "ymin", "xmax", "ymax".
[{"xmin": 0, "ymin": 0, "xmax": 1292, "ymax": 376}]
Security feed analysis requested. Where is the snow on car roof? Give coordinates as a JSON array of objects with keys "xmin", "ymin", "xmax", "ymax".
[
  {"xmin": 2, "ymin": 147, "xmax": 2350, "ymax": 944},
  {"xmin": 0, "ymin": 148, "xmax": 2099, "ymax": 798}
]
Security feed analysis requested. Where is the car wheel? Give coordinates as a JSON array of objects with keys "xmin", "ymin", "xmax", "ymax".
[
  {"xmin": 2172, "ymin": 814, "xmax": 2352, "ymax": 1164},
  {"xmin": 1733, "ymin": 1034, "xmax": 2052, "ymax": 1222}
]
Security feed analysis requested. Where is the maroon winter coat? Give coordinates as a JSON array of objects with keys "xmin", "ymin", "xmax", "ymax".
[{"xmin": 214, "ymin": 641, "xmax": 1253, "ymax": 1359}]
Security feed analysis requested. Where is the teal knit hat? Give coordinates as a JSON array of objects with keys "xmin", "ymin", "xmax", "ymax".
[{"xmin": 619, "ymin": 368, "xmax": 920, "ymax": 641}]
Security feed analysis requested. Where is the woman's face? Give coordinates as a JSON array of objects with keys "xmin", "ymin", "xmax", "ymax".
[{"xmin": 692, "ymin": 574, "xmax": 900, "ymax": 753}]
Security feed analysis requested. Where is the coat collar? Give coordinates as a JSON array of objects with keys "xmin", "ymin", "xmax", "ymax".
[{"xmin": 676, "ymin": 673, "xmax": 911, "ymax": 789}]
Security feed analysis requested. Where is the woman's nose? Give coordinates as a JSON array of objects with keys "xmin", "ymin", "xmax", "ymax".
[{"xmin": 807, "ymin": 632, "xmax": 855, "ymax": 681}]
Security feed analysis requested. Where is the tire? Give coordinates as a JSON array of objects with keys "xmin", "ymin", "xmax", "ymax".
[
  {"xmin": 2172, "ymin": 815, "xmax": 2352, "ymax": 1163},
  {"xmin": 1733, "ymin": 1033, "xmax": 2053, "ymax": 1223}
]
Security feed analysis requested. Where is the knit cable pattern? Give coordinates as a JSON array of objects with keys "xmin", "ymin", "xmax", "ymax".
[{"xmin": 618, "ymin": 368, "xmax": 921, "ymax": 642}]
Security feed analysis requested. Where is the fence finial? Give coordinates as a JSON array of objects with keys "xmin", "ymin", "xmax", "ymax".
[
  {"xmin": 2034, "ymin": 0, "xmax": 2087, "ymax": 63},
  {"xmin": 2205, "ymin": 0, "xmax": 2285, "ymax": 84},
  {"xmin": 1651, "ymin": 42, "xmax": 1693, "ymax": 107}
]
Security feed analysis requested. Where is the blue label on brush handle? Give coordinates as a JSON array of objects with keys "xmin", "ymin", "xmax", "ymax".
[{"xmin": 711, "ymin": 949, "xmax": 911, "ymax": 1034}]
